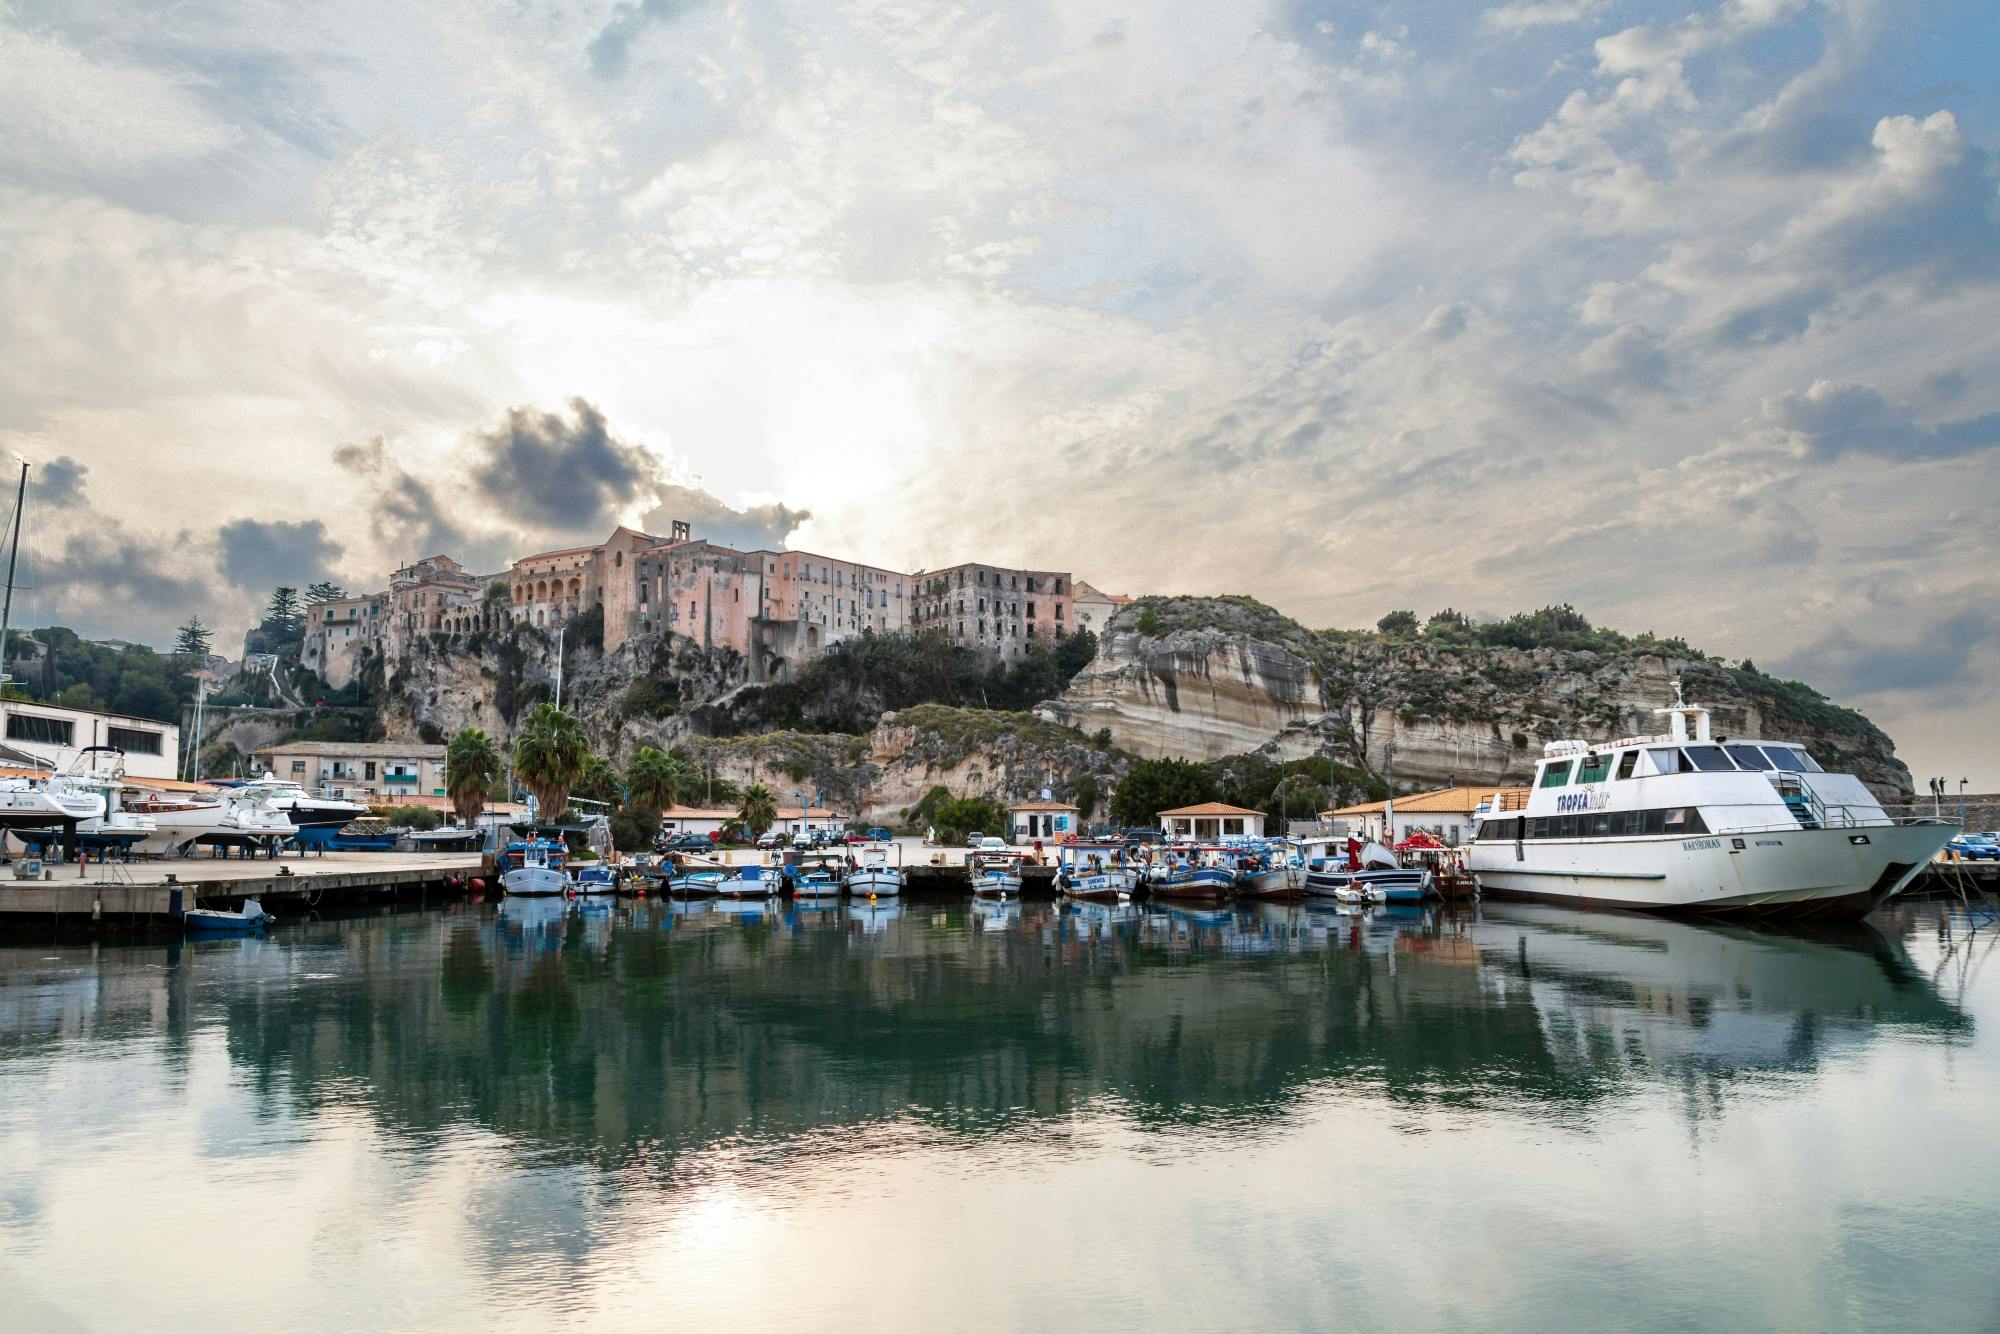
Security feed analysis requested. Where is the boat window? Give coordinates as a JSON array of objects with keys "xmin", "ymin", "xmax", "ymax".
[
  {"xmin": 1724, "ymin": 745, "xmax": 1772, "ymax": 771},
  {"xmin": 1531, "ymin": 818, "xmax": 1550, "ymax": 839},
  {"xmin": 1615, "ymin": 751, "xmax": 1640, "ymax": 780},
  {"xmin": 1642, "ymin": 809, "xmax": 1666, "ymax": 836},
  {"xmin": 1539, "ymin": 760, "xmax": 1574, "ymax": 789},
  {"xmin": 1786, "ymin": 748, "xmax": 1824, "ymax": 773},
  {"xmin": 1576, "ymin": 753, "xmax": 1612, "ymax": 784},
  {"xmin": 1646, "ymin": 748, "xmax": 1682, "ymax": 775},
  {"xmin": 1682, "ymin": 745, "xmax": 1736, "ymax": 772},
  {"xmin": 1590, "ymin": 813, "xmax": 1612, "ymax": 837}
]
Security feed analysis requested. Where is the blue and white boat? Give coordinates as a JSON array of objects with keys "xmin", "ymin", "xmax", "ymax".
[
  {"xmin": 570, "ymin": 863, "xmax": 620, "ymax": 895},
  {"xmin": 1145, "ymin": 847, "xmax": 1237, "ymax": 904},
  {"xmin": 786, "ymin": 851, "xmax": 846, "ymax": 898},
  {"xmin": 846, "ymin": 842, "xmax": 906, "ymax": 897},
  {"xmin": 183, "ymin": 897, "xmax": 276, "ymax": 934},
  {"xmin": 1302, "ymin": 836, "xmax": 1432, "ymax": 903},
  {"xmin": 1235, "ymin": 840, "xmax": 1305, "ymax": 899},
  {"xmin": 726, "ymin": 861, "xmax": 790, "ymax": 897},
  {"xmin": 501, "ymin": 838, "xmax": 569, "ymax": 896},
  {"xmin": 1055, "ymin": 841, "xmax": 1138, "ymax": 900},
  {"xmin": 668, "ymin": 864, "xmax": 728, "ymax": 896}
]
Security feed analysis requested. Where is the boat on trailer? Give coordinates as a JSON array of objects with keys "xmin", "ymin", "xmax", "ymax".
[{"xmin": 1466, "ymin": 683, "xmax": 1956, "ymax": 919}]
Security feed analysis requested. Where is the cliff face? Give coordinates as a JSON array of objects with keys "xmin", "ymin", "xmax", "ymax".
[{"xmin": 1043, "ymin": 599, "xmax": 1914, "ymax": 801}]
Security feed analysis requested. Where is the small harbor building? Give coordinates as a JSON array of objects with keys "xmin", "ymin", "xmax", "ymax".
[
  {"xmin": 1158, "ymin": 802, "xmax": 1266, "ymax": 841},
  {"xmin": 1321, "ymin": 785, "xmax": 1530, "ymax": 847},
  {"xmin": 0, "ymin": 700, "xmax": 179, "ymax": 781},
  {"xmin": 249, "ymin": 741, "xmax": 448, "ymax": 803},
  {"xmin": 1010, "ymin": 798, "xmax": 1079, "ymax": 843},
  {"xmin": 655, "ymin": 804, "xmax": 739, "ymax": 838}
]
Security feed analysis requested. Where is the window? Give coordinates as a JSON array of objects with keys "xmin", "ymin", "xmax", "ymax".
[
  {"xmin": 5, "ymin": 714, "xmax": 72, "ymax": 746},
  {"xmin": 1576, "ymin": 753, "xmax": 1611, "ymax": 784},
  {"xmin": 1539, "ymin": 760, "xmax": 1574, "ymax": 788},
  {"xmin": 1765, "ymin": 746, "xmax": 1822, "ymax": 772},
  {"xmin": 291, "ymin": 760, "xmax": 307, "ymax": 775},
  {"xmin": 1683, "ymin": 745, "xmax": 1735, "ymax": 772},
  {"xmin": 1724, "ymin": 744, "xmax": 1772, "ymax": 771},
  {"xmin": 1646, "ymin": 747, "xmax": 1683, "ymax": 775},
  {"xmin": 107, "ymin": 726, "xmax": 163, "ymax": 756},
  {"xmin": 364, "ymin": 762, "xmax": 377, "ymax": 780},
  {"xmin": 1615, "ymin": 750, "xmax": 1640, "ymax": 780}
]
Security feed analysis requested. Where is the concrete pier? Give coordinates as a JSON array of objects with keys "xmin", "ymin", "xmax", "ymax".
[{"xmin": 0, "ymin": 851, "xmax": 484, "ymax": 928}]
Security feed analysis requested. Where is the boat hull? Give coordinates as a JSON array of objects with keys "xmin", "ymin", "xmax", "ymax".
[
  {"xmin": 1236, "ymin": 866, "xmax": 1302, "ymax": 899},
  {"xmin": 1467, "ymin": 822, "xmax": 1949, "ymax": 919},
  {"xmin": 970, "ymin": 871, "xmax": 1019, "ymax": 897},
  {"xmin": 847, "ymin": 868, "xmax": 904, "ymax": 897},
  {"xmin": 1304, "ymin": 868, "xmax": 1431, "ymax": 901},
  {"xmin": 502, "ymin": 867, "xmax": 571, "ymax": 896},
  {"xmin": 1147, "ymin": 869, "xmax": 1235, "ymax": 903},
  {"xmin": 1058, "ymin": 869, "xmax": 1136, "ymax": 900}
]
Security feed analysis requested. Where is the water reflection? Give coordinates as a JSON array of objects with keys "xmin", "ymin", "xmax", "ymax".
[{"xmin": 0, "ymin": 900, "xmax": 1972, "ymax": 1158}]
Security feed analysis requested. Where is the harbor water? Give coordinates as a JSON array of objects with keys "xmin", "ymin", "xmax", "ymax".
[{"xmin": 2, "ymin": 897, "xmax": 1997, "ymax": 1330}]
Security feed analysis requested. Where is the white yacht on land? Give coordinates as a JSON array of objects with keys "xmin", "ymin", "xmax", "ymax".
[{"xmin": 1467, "ymin": 685, "xmax": 1954, "ymax": 920}]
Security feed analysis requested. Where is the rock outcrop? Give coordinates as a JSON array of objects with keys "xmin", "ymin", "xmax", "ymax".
[{"xmin": 1043, "ymin": 598, "xmax": 1914, "ymax": 801}]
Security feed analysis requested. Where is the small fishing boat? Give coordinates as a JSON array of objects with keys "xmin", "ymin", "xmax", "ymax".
[
  {"xmin": 569, "ymin": 863, "xmax": 620, "ymax": 895},
  {"xmin": 1302, "ymin": 835, "xmax": 1433, "ymax": 903},
  {"xmin": 786, "ymin": 850, "xmax": 847, "ymax": 898},
  {"xmin": 1234, "ymin": 840, "xmax": 1305, "ymax": 899},
  {"xmin": 969, "ymin": 845, "xmax": 1024, "ymax": 897},
  {"xmin": 1145, "ymin": 846, "xmax": 1237, "ymax": 903},
  {"xmin": 846, "ymin": 842, "xmax": 906, "ymax": 897},
  {"xmin": 668, "ymin": 864, "xmax": 729, "ymax": 897},
  {"xmin": 183, "ymin": 897, "xmax": 276, "ymax": 934},
  {"xmin": 501, "ymin": 839, "xmax": 569, "ymax": 896},
  {"xmin": 1055, "ymin": 841, "xmax": 1138, "ymax": 900},
  {"xmin": 725, "ymin": 861, "xmax": 790, "ymax": 897}
]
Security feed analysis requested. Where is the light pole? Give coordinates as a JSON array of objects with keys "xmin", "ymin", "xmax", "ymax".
[
  {"xmin": 1959, "ymin": 778, "xmax": 1969, "ymax": 828},
  {"xmin": 1383, "ymin": 741, "xmax": 1398, "ymax": 846}
]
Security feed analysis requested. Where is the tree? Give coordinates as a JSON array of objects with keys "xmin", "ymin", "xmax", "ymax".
[
  {"xmin": 512, "ymin": 703, "xmax": 591, "ymax": 822},
  {"xmin": 932, "ymin": 795, "xmax": 1008, "ymax": 844},
  {"xmin": 1376, "ymin": 609, "xmax": 1419, "ymax": 635},
  {"xmin": 610, "ymin": 803, "xmax": 662, "ymax": 854},
  {"xmin": 627, "ymin": 746, "xmax": 700, "ymax": 811},
  {"xmin": 263, "ymin": 586, "xmax": 303, "ymax": 634},
  {"xmin": 737, "ymin": 783, "xmax": 778, "ymax": 836},
  {"xmin": 444, "ymin": 727, "xmax": 502, "ymax": 828},
  {"xmin": 1109, "ymin": 757, "xmax": 1218, "ymax": 829},
  {"xmin": 574, "ymin": 754, "xmax": 624, "ymax": 808},
  {"xmin": 304, "ymin": 581, "xmax": 348, "ymax": 605},
  {"xmin": 173, "ymin": 617, "xmax": 212, "ymax": 658}
]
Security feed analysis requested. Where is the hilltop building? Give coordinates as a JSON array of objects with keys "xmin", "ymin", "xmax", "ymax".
[
  {"xmin": 910, "ymin": 563, "xmax": 1073, "ymax": 661},
  {"xmin": 302, "ymin": 554, "xmax": 501, "ymax": 690},
  {"xmin": 1069, "ymin": 581, "xmax": 1130, "ymax": 636}
]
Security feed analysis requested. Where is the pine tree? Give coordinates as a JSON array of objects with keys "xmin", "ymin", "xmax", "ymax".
[
  {"xmin": 262, "ymin": 587, "xmax": 303, "ymax": 634},
  {"xmin": 172, "ymin": 617, "xmax": 212, "ymax": 658},
  {"xmin": 304, "ymin": 581, "xmax": 348, "ymax": 605}
]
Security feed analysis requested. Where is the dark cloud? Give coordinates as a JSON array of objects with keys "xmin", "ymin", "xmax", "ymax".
[
  {"xmin": 468, "ymin": 398, "xmax": 659, "ymax": 536},
  {"xmin": 26, "ymin": 524, "xmax": 212, "ymax": 647},
  {"xmin": 216, "ymin": 518, "xmax": 345, "ymax": 592},
  {"xmin": 1763, "ymin": 380, "xmax": 2000, "ymax": 461},
  {"xmin": 334, "ymin": 435, "xmax": 507, "ymax": 569},
  {"xmin": 29, "ymin": 456, "xmax": 88, "ymax": 509},
  {"xmin": 587, "ymin": 0, "xmax": 690, "ymax": 78},
  {"xmin": 1777, "ymin": 606, "xmax": 2000, "ymax": 701},
  {"xmin": 638, "ymin": 485, "xmax": 809, "ymax": 552}
]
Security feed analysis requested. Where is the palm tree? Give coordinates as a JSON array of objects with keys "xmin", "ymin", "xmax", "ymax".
[
  {"xmin": 737, "ymin": 782, "xmax": 778, "ymax": 837},
  {"xmin": 444, "ymin": 727, "xmax": 502, "ymax": 828},
  {"xmin": 513, "ymin": 702, "xmax": 590, "ymax": 822},
  {"xmin": 575, "ymin": 753, "xmax": 623, "ymax": 807},
  {"xmin": 626, "ymin": 746, "xmax": 683, "ymax": 811}
]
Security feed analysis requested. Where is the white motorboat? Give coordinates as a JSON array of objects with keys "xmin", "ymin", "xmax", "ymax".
[
  {"xmin": 183, "ymin": 898, "xmax": 276, "ymax": 934},
  {"xmin": 1466, "ymin": 684, "xmax": 1956, "ymax": 919},
  {"xmin": 846, "ymin": 842, "xmax": 905, "ymax": 897},
  {"xmin": 223, "ymin": 774, "xmax": 370, "ymax": 840},
  {"xmin": 126, "ymin": 788, "xmax": 228, "ymax": 856},
  {"xmin": 501, "ymin": 839, "xmax": 570, "ymax": 896},
  {"xmin": 0, "ymin": 770, "xmax": 103, "ymax": 829},
  {"xmin": 1055, "ymin": 841, "xmax": 1138, "ymax": 900}
]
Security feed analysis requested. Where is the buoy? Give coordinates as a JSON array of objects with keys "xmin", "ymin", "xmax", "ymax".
[{"xmin": 470, "ymin": 878, "xmax": 486, "ymax": 890}]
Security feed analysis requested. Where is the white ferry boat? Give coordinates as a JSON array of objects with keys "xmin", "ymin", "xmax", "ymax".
[{"xmin": 1466, "ymin": 685, "xmax": 1954, "ymax": 919}]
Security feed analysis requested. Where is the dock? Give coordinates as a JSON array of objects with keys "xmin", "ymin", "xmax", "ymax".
[{"xmin": 0, "ymin": 851, "xmax": 484, "ymax": 929}]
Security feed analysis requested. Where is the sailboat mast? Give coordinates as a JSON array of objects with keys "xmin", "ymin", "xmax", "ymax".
[{"xmin": 0, "ymin": 459, "xmax": 27, "ymax": 690}]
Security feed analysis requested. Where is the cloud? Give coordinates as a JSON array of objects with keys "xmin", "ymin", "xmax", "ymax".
[
  {"xmin": 587, "ymin": 0, "xmax": 690, "ymax": 79},
  {"xmin": 1778, "ymin": 606, "xmax": 2000, "ymax": 701},
  {"xmin": 25, "ymin": 523, "xmax": 212, "ymax": 647},
  {"xmin": 29, "ymin": 455, "xmax": 87, "ymax": 509},
  {"xmin": 638, "ymin": 485, "xmax": 809, "ymax": 553},
  {"xmin": 216, "ymin": 518, "xmax": 345, "ymax": 593},
  {"xmin": 467, "ymin": 398, "xmax": 661, "ymax": 538},
  {"xmin": 1761, "ymin": 379, "xmax": 2000, "ymax": 461},
  {"xmin": 1481, "ymin": 0, "xmax": 1611, "ymax": 33}
]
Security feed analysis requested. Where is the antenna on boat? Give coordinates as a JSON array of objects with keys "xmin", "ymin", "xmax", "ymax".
[{"xmin": 0, "ymin": 456, "xmax": 26, "ymax": 691}]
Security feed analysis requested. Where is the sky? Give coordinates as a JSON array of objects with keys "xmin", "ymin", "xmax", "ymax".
[{"xmin": 0, "ymin": 0, "xmax": 1994, "ymax": 786}]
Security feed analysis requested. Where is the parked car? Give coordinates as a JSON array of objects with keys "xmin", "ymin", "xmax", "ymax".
[
  {"xmin": 842, "ymin": 831, "xmax": 868, "ymax": 845},
  {"xmin": 1948, "ymin": 833, "xmax": 2000, "ymax": 861},
  {"xmin": 976, "ymin": 837, "xmax": 1010, "ymax": 855},
  {"xmin": 756, "ymin": 830, "xmax": 787, "ymax": 850},
  {"xmin": 1123, "ymin": 827, "xmax": 1164, "ymax": 845},
  {"xmin": 660, "ymin": 832, "xmax": 713, "ymax": 853},
  {"xmin": 866, "ymin": 827, "xmax": 894, "ymax": 842},
  {"xmin": 965, "ymin": 831, "xmax": 986, "ymax": 848}
]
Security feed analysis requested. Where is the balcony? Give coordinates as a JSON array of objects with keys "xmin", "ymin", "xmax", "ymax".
[{"xmin": 383, "ymin": 772, "xmax": 420, "ymax": 785}]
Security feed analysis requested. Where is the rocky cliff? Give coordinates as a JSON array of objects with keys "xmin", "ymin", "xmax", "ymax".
[{"xmin": 1042, "ymin": 598, "xmax": 1914, "ymax": 801}]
